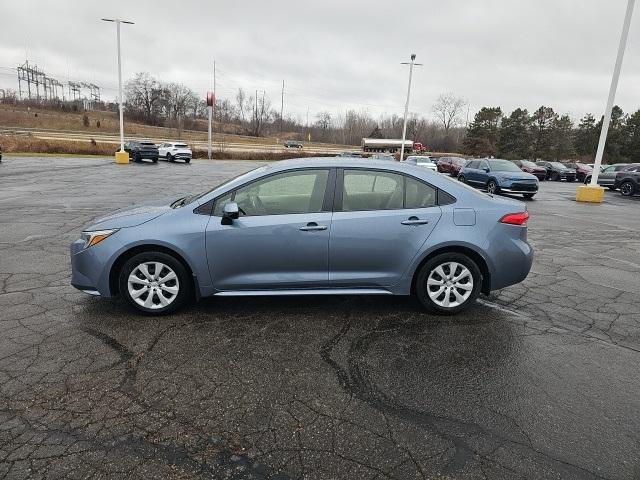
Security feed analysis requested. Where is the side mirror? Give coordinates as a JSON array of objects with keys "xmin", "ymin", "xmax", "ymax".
[
  {"xmin": 484, "ymin": 167, "xmax": 490, "ymax": 173},
  {"xmin": 221, "ymin": 202, "xmax": 239, "ymax": 225}
]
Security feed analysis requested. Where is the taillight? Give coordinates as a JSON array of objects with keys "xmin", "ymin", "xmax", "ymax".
[{"xmin": 500, "ymin": 211, "xmax": 529, "ymax": 226}]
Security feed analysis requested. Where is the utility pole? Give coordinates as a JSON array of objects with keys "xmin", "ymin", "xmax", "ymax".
[
  {"xmin": 213, "ymin": 59, "xmax": 216, "ymax": 132},
  {"xmin": 591, "ymin": 0, "xmax": 635, "ymax": 186},
  {"xmin": 280, "ymin": 80, "xmax": 284, "ymax": 133},
  {"xmin": 102, "ymin": 18, "xmax": 135, "ymax": 163},
  {"xmin": 399, "ymin": 54, "xmax": 422, "ymax": 162}
]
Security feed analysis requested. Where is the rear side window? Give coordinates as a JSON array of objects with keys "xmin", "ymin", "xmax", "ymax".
[
  {"xmin": 342, "ymin": 170, "xmax": 403, "ymax": 211},
  {"xmin": 405, "ymin": 177, "xmax": 436, "ymax": 208}
]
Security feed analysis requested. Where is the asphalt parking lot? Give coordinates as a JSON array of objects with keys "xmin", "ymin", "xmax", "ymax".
[{"xmin": 1, "ymin": 156, "xmax": 639, "ymax": 480}]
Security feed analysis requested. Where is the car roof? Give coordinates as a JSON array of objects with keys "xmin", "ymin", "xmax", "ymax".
[{"xmin": 267, "ymin": 157, "xmax": 409, "ymax": 170}]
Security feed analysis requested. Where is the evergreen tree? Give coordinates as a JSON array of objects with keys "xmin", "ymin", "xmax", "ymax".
[
  {"xmin": 604, "ymin": 106, "xmax": 626, "ymax": 162},
  {"xmin": 498, "ymin": 108, "xmax": 531, "ymax": 159},
  {"xmin": 463, "ymin": 107, "xmax": 502, "ymax": 157},
  {"xmin": 621, "ymin": 109, "xmax": 640, "ymax": 161},
  {"xmin": 530, "ymin": 106, "xmax": 557, "ymax": 160},
  {"xmin": 550, "ymin": 114, "xmax": 575, "ymax": 160},
  {"xmin": 574, "ymin": 114, "xmax": 599, "ymax": 158}
]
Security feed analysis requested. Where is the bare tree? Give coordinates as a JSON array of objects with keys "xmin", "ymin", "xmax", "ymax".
[{"xmin": 432, "ymin": 92, "xmax": 467, "ymax": 135}]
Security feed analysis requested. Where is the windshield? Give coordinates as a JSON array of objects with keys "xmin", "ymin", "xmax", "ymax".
[
  {"xmin": 488, "ymin": 160, "xmax": 522, "ymax": 172},
  {"xmin": 550, "ymin": 162, "xmax": 566, "ymax": 168},
  {"xmin": 520, "ymin": 160, "xmax": 537, "ymax": 168}
]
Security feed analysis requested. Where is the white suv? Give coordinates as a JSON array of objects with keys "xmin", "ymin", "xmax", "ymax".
[{"xmin": 158, "ymin": 142, "xmax": 192, "ymax": 163}]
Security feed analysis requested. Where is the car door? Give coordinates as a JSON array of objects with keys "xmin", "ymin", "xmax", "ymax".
[
  {"xmin": 158, "ymin": 143, "xmax": 168, "ymax": 156},
  {"xmin": 205, "ymin": 168, "xmax": 334, "ymax": 291},
  {"xmin": 328, "ymin": 169, "xmax": 442, "ymax": 288}
]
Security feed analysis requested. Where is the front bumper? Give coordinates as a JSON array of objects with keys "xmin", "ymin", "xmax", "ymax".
[
  {"xmin": 70, "ymin": 237, "xmax": 116, "ymax": 297},
  {"xmin": 499, "ymin": 181, "xmax": 538, "ymax": 194}
]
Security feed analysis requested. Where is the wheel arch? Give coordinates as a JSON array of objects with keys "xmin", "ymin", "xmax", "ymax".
[
  {"xmin": 109, "ymin": 244, "xmax": 198, "ymax": 299},
  {"xmin": 410, "ymin": 245, "xmax": 492, "ymax": 296}
]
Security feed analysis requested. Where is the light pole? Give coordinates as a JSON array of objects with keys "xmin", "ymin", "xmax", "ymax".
[
  {"xmin": 400, "ymin": 54, "xmax": 422, "ymax": 162},
  {"xmin": 577, "ymin": 0, "xmax": 635, "ymax": 202},
  {"xmin": 102, "ymin": 18, "xmax": 134, "ymax": 163}
]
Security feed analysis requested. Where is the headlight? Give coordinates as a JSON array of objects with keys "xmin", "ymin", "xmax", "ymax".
[{"xmin": 80, "ymin": 229, "xmax": 118, "ymax": 249}]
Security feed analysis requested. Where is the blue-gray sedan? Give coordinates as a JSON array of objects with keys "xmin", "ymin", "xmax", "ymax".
[{"xmin": 70, "ymin": 158, "xmax": 533, "ymax": 315}]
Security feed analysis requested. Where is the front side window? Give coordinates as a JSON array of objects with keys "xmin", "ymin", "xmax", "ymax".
[
  {"xmin": 218, "ymin": 169, "xmax": 329, "ymax": 216},
  {"xmin": 342, "ymin": 170, "xmax": 403, "ymax": 211}
]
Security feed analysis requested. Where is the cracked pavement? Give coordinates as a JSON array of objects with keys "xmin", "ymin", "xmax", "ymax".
[{"xmin": 1, "ymin": 156, "xmax": 639, "ymax": 479}]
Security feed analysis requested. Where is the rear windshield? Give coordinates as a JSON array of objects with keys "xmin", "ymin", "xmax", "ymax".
[
  {"xmin": 174, "ymin": 144, "xmax": 189, "ymax": 148},
  {"xmin": 140, "ymin": 142, "xmax": 156, "ymax": 146}
]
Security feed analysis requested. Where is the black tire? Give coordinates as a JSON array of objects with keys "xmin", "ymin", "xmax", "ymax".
[
  {"xmin": 620, "ymin": 181, "xmax": 635, "ymax": 196},
  {"xmin": 118, "ymin": 251, "xmax": 191, "ymax": 315},
  {"xmin": 415, "ymin": 252, "xmax": 482, "ymax": 315},
  {"xmin": 134, "ymin": 153, "xmax": 142, "ymax": 163},
  {"xmin": 185, "ymin": 158, "xmax": 191, "ymax": 163},
  {"xmin": 487, "ymin": 180, "xmax": 499, "ymax": 194},
  {"xmin": 166, "ymin": 153, "xmax": 173, "ymax": 162},
  {"xmin": 523, "ymin": 193, "xmax": 535, "ymax": 199},
  {"xmin": 551, "ymin": 172, "xmax": 560, "ymax": 181},
  {"xmin": 584, "ymin": 176, "xmax": 591, "ymax": 185},
  {"xmin": 458, "ymin": 175, "xmax": 466, "ymax": 183},
  {"xmin": 152, "ymin": 157, "xmax": 158, "ymax": 163}
]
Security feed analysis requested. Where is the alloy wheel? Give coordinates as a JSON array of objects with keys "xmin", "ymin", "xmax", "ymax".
[
  {"xmin": 487, "ymin": 181, "xmax": 497, "ymax": 194},
  {"xmin": 127, "ymin": 261, "xmax": 180, "ymax": 309},
  {"xmin": 426, "ymin": 262, "xmax": 473, "ymax": 308},
  {"xmin": 621, "ymin": 182, "xmax": 634, "ymax": 196}
]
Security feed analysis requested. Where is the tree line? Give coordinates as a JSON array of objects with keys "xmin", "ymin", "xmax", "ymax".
[
  {"xmin": 122, "ymin": 72, "xmax": 469, "ymax": 149},
  {"xmin": 463, "ymin": 105, "xmax": 640, "ymax": 163}
]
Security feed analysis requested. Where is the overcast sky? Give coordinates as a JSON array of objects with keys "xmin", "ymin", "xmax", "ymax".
[{"xmin": 1, "ymin": 0, "xmax": 639, "ymax": 124}]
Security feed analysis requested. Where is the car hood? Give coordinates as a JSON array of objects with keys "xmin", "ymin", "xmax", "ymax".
[
  {"xmin": 84, "ymin": 196, "xmax": 180, "ymax": 231},
  {"xmin": 494, "ymin": 171, "xmax": 538, "ymax": 181}
]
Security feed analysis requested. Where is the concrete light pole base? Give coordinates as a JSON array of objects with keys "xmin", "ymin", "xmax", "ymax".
[
  {"xmin": 115, "ymin": 151, "xmax": 129, "ymax": 164},
  {"xmin": 576, "ymin": 185, "xmax": 605, "ymax": 203}
]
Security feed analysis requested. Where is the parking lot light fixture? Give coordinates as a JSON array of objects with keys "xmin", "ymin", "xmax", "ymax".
[
  {"xmin": 577, "ymin": 0, "xmax": 635, "ymax": 203},
  {"xmin": 101, "ymin": 18, "xmax": 134, "ymax": 164},
  {"xmin": 399, "ymin": 54, "xmax": 422, "ymax": 162}
]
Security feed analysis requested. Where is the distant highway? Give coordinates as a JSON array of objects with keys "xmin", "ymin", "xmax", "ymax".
[{"xmin": 0, "ymin": 126, "xmax": 361, "ymax": 155}]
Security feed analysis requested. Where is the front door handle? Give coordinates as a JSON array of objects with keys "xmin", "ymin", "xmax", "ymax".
[
  {"xmin": 300, "ymin": 222, "xmax": 328, "ymax": 231},
  {"xmin": 401, "ymin": 216, "xmax": 429, "ymax": 226}
]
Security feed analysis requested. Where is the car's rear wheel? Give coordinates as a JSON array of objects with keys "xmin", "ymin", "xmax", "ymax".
[
  {"xmin": 487, "ymin": 180, "xmax": 499, "ymax": 194},
  {"xmin": 415, "ymin": 253, "xmax": 482, "ymax": 315},
  {"xmin": 118, "ymin": 251, "xmax": 190, "ymax": 315},
  {"xmin": 620, "ymin": 181, "xmax": 635, "ymax": 196}
]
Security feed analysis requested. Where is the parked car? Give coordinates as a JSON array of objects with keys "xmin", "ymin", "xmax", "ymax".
[
  {"xmin": 511, "ymin": 160, "xmax": 547, "ymax": 181},
  {"xmin": 70, "ymin": 158, "xmax": 533, "ymax": 316},
  {"xmin": 437, "ymin": 156, "xmax": 467, "ymax": 176},
  {"xmin": 535, "ymin": 161, "xmax": 576, "ymax": 181},
  {"xmin": 583, "ymin": 163, "xmax": 635, "ymax": 189},
  {"xmin": 613, "ymin": 165, "xmax": 640, "ymax": 196},
  {"xmin": 284, "ymin": 140, "xmax": 303, "ymax": 149},
  {"xmin": 123, "ymin": 141, "xmax": 159, "ymax": 163},
  {"xmin": 404, "ymin": 155, "xmax": 437, "ymax": 171},
  {"xmin": 458, "ymin": 158, "xmax": 538, "ymax": 198},
  {"xmin": 562, "ymin": 162, "xmax": 592, "ymax": 182},
  {"xmin": 158, "ymin": 142, "xmax": 192, "ymax": 163},
  {"xmin": 335, "ymin": 152, "xmax": 362, "ymax": 157}
]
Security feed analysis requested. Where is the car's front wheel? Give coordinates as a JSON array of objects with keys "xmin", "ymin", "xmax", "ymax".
[
  {"xmin": 166, "ymin": 153, "xmax": 174, "ymax": 162},
  {"xmin": 118, "ymin": 251, "xmax": 190, "ymax": 314},
  {"xmin": 415, "ymin": 253, "xmax": 482, "ymax": 315},
  {"xmin": 620, "ymin": 181, "xmax": 635, "ymax": 196},
  {"xmin": 457, "ymin": 174, "xmax": 466, "ymax": 183},
  {"xmin": 523, "ymin": 193, "xmax": 535, "ymax": 199},
  {"xmin": 487, "ymin": 180, "xmax": 499, "ymax": 194}
]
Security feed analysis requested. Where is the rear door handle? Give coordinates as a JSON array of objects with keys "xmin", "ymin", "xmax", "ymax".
[
  {"xmin": 401, "ymin": 216, "xmax": 429, "ymax": 225},
  {"xmin": 300, "ymin": 222, "xmax": 328, "ymax": 231}
]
